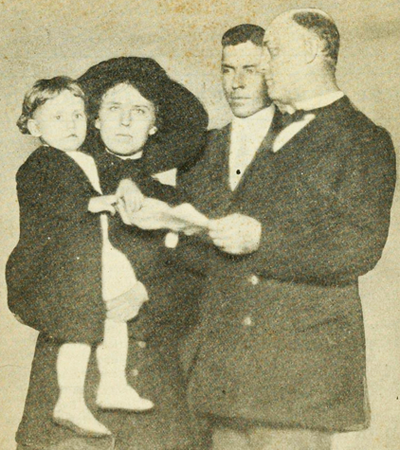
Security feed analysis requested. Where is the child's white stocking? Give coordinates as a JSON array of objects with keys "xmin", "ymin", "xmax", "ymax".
[
  {"xmin": 96, "ymin": 319, "xmax": 154, "ymax": 411},
  {"xmin": 54, "ymin": 343, "xmax": 111, "ymax": 436}
]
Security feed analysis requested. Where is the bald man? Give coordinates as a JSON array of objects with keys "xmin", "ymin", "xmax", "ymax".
[{"xmin": 184, "ymin": 9, "xmax": 396, "ymax": 450}]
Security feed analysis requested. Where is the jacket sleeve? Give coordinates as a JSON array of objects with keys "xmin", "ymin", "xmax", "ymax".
[{"xmin": 251, "ymin": 127, "xmax": 396, "ymax": 285}]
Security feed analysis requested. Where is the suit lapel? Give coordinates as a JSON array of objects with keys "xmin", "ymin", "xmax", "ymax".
[
  {"xmin": 211, "ymin": 124, "xmax": 231, "ymax": 188},
  {"xmin": 201, "ymin": 125, "xmax": 234, "ymax": 216},
  {"xmin": 56, "ymin": 149, "xmax": 100, "ymax": 196}
]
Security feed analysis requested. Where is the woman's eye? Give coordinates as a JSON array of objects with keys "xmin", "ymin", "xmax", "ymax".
[
  {"xmin": 246, "ymin": 68, "xmax": 256, "ymax": 74},
  {"xmin": 131, "ymin": 108, "xmax": 147, "ymax": 116},
  {"xmin": 75, "ymin": 113, "xmax": 84, "ymax": 119},
  {"xmin": 55, "ymin": 115, "xmax": 62, "ymax": 120},
  {"xmin": 109, "ymin": 106, "xmax": 119, "ymax": 111}
]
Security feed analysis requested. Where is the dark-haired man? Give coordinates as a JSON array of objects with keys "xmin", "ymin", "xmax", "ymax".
[
  {"xmin": 179, "ymin": 23, "xmax": 274, "ymax": 194},
  {"xmin": 181, "ymin": 10, "xmax": 396, "ymax": 450},
  {"xmin": 220, "ymin": 24, "xmax": 269, "ymax": 118}
]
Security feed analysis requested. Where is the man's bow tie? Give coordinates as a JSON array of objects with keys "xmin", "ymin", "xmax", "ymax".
[{"xmin": 279, "ymin": 109, "xmax": 308, "ymax": 129}]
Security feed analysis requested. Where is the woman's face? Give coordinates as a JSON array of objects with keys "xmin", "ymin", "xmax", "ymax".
[{"xmin": 95, "ymin": 83, "xmax": 156, "ymax": 156}]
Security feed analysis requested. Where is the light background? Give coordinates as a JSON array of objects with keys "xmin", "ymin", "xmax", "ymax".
[{"xmin": 0, "ymin": 0, "xmax": 399, "ymax": 449}]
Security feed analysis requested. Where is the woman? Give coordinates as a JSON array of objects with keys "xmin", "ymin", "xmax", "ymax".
[{"xmin": 14, "ymin": 57, "xmax": 208, "ymax": 450}]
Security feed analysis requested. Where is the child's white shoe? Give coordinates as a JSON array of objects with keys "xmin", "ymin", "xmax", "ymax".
[
  {"xmin": 96, "ymin": 384, "xmax": 154, "ymax": 412},
  {"xmin": 54, "ymin": 398, "xmax": 111, "ymax": 437}
]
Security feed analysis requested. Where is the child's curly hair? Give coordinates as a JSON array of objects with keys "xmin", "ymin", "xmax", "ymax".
[{"xmin": 17, "ymin": 76, "xmax": 85, "ymax": 134}]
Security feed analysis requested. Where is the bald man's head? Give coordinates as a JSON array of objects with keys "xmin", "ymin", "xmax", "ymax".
[
  {"xmin": 268, "ymin": 9, "xmax": 340, "ymax": 71},
  {"xmin": 261, "ymin": 9, "xmax": 340, "ymax": 105},
  {"xmin": 291, "ymin": 9, "xmax": 340, "ymax": 70}
]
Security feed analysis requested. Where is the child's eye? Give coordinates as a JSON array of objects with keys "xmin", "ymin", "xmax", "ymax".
[{"xmin": 74, "ymin": 113, "xmax": 85, "ymax": 119}]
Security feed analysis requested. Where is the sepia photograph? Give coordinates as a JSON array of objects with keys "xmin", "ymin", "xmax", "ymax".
[{"xmin": 0, "ymin": 1, "xmax": 399, "ymax": 449}]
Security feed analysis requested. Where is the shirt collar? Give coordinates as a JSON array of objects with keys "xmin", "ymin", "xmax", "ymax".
[
  {"xmin": 282, "ymin": 91, "xmax": 344, "ymax": 114},
  {"xmin": 232, "ymin": 104, "xmax": 275, "ymax": 129}
]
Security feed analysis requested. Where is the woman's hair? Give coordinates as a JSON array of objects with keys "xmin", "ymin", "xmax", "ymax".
[{"xmin": 17, "ymin": 76, "xmax": 85, "ymax": 135}]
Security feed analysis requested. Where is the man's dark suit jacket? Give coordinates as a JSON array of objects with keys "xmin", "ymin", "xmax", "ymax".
[{"xmin": 177, "ymin": 97, "xmax": 396, "ymax": 432}]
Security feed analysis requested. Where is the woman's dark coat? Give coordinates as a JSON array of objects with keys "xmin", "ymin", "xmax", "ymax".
[{"xmin": 8, "ymin": 137, "xmax": 206, "ymax": 449}]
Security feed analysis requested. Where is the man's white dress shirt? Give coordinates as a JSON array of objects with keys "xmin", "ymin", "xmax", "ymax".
[{"xmin": 229, "ymin": 105, "xmax": 275, "ymax": 190}]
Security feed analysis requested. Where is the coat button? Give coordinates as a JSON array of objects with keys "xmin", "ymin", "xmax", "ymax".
[
  {"xmin": 137, "ymin": 341, "xmax": 146, "ymax": 349},
  {"xmin": 131, "ymin": 369, "xmax": 139, "ymax": 377},
  {"xmin": 249, "ymin": 275, "xmax": 259, "ymax": 285},
  {"xmin": 243, "ymin": 316, "xmax": 253, "ymax": 326}
]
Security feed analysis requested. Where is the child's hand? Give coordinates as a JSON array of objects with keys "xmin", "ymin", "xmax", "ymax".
[
  {"xmin": 88, "ymin": 195, "xmax": 117, "ymax": 215},
  {"xmin": 116, "ymin": 179, "xmax": 144, "ymax": 216}
]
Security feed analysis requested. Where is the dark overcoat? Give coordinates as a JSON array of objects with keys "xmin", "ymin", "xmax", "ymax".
[
  {"xmin": 177, "ymin": 97, "xmax": 396, "ymax": 432},
  {"xmin": 6, "ymin": 146, "xmax": 106, "ymax": 343},
  {"xmin": 9, "ymin": 139, "xmax": 206, "ymax": 449}
]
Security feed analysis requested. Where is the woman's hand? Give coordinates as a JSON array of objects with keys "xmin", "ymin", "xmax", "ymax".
[
  {"xmin": 116, "ymin": 179, "xmax": 145, "ymax": 216},
  {"xmin": 125, "ymin": 198, "xmax": 172, "ymax": 229},
  {"xmin": 88, "ymin": 195, "xmax": 117, "ymax": 215},
  {"xmin": 105, "ymin": 281, "xmax": 149, "ymax": 322}
]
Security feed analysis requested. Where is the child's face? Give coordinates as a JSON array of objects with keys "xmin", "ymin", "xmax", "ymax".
[
  {"xmin": 28, "ymin": 90, "xmax": 87, "ymax": 152},
  {"xmin": 95, "ymin": 83, "xmax": 156, "ymax": 157}
]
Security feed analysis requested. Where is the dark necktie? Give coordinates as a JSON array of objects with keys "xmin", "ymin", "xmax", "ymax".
[
  {"xmin": 279, "ymin": 109, "xmax": 307, "ymax": 129},
  {"xmin": 261, "ymin": 109, "xmax": 312, "ymax": 154}
]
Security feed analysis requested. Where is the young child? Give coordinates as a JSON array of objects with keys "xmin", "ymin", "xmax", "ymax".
[{"xmin": 7, "ymin": 76, "xmax": 153, "ymax": 437}]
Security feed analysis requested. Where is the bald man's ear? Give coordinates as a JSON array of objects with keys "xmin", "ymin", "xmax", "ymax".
[
  {"xmin": 27, "ymin": 119, "xmax": 42, "ymax": 138},
  {"xmin": 303, "ymin": 36, "xmax": 320, "ymax": 64}
]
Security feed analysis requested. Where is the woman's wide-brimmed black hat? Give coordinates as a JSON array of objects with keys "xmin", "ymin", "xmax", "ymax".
[{"xmin": 78, "ymin": 56, "xmax": 208, "ymax": 172}]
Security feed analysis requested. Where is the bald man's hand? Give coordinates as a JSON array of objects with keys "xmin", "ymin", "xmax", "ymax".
[{"xmin": 208, "ymin": 213, "xmax": 261, "ymax": 255}]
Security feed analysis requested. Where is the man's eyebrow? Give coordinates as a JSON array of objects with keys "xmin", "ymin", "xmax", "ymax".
[
  {"xmin": 221, "ymin": 63, "xmax": 234, "ymax": 69},
  {"xmin": 243, "ymin": 64, "xmax": 258, "ymax": 69}
]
